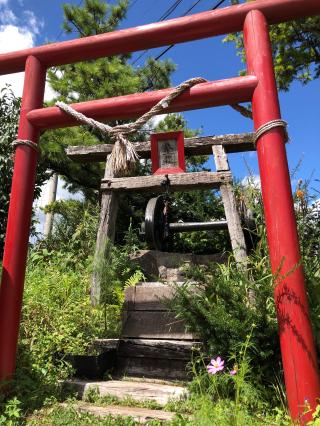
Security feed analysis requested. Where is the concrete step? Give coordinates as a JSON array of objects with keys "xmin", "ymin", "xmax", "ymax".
[
  {"xmin": 64, "ymin": 379, "xmax": 188, "ymax": 405},
  {"xmin": 62, "ymin": 401, "xmax": 178, "ymax": 423}
]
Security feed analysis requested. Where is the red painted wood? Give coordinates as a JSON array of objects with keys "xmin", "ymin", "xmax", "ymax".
[
  {"xmin": 0, "ymin": 56, "xmax": 46, "ymax": 382},
  {"xmin": 243, "ymin": 11, "xmax": 320, "ymax": 425},
  {"xmin": 27, "ymin": 76, "xmax": 257, "ymax": 130},
  {"xmin": 151, "ymin": 131, "xmax": 185, "ymax": 175},
  {"xmin": 0, "ymin": 0, "xmax": 319, "ymax": 75}
]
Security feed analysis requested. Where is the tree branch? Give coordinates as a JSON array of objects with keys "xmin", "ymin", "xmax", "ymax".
[{"xmin": 230, "ymin": 104, "xmax": 253, "ymax": 119}]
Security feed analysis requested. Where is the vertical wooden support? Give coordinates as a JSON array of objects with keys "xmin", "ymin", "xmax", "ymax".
[
  {"xmin": 0, "ymin": 56, "xmax": 46, "ymax": 382},
  {"xmin": 212, "ymin": 145, "xmax": 247, "ymax": 264},
  {"xmin": 91, "ymin": 160, "xmax": 119, "ymax": 306},
  {"xmin": 244, "ymin": 11, "xmax": 320, "ymax": 424}
]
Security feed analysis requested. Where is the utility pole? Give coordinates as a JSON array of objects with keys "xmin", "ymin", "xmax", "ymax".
[{"xmin": 43, "ymin": 172, "xmax": 58, "ymax": 238}]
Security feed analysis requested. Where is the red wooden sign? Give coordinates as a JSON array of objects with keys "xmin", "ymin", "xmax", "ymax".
[{"xmin": 151, "ymin": 131, "xmax": 186, "ymax": 175}]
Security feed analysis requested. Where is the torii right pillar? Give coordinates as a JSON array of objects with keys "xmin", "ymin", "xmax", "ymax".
[{"xmin": 244, "ymin": 10, "xmax": 320, "ymax": 424}]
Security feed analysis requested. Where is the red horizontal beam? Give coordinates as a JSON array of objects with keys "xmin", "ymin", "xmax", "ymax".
[
  {"xmin": 27, "ymin": 76, "xmax": 258, "ymax": 130},
  {"xmin": 1, "ymin": 0, "xmax": 319, "ymax": 75}
]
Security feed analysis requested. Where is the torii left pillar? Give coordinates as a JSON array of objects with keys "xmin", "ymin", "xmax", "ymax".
[{"xmin": 0, "ymin": 55, "xmax": 46, "ymax": 382}]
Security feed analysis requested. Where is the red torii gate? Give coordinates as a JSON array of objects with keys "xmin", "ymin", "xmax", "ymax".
[{"xmin": 0, "ymin": 0, "xmax": 319, "ymax": 423}]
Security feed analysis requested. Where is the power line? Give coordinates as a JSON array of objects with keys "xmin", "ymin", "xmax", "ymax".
[
  {"xmin": 128, "ymin": 0, "xmax": 140, "ymax": 10},
  {"xmin": 158, "ymin": 0, "xmax": 185, "ymax": 21},
  {"xmin": 131, "ymin": 0, "xmax": 185, "ymax": 65},
  {"xmin": 154, "ymin": 0, "xmax": 227, "ymax": 61}
]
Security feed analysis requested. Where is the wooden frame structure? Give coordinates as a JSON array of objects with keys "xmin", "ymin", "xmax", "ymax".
[
  {"xmin": 85, "ymin": 134, "xmax": 248, "ymax": 306},
  {"xmin": 0, "ymin": 1, "xmax": 319, "ymax": 422}
]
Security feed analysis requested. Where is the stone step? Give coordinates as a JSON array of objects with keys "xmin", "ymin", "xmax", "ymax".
[
  {"xmin": 62, "ymin": 402, "xmax": 178, "ymax": 423},
  {"xmin": 64, "ymin": 379, "xmax": 187, "ymax": 405}
]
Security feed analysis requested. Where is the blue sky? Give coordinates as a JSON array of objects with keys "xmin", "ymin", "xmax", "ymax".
[{"xmin": 0, "ymin": 0, "xmax": 319, "ymax": 188}]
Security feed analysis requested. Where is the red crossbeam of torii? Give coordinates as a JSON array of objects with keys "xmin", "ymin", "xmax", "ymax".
[{"xmin": 0, "ymin": 1, "xmax": 319, "ymax": 424}]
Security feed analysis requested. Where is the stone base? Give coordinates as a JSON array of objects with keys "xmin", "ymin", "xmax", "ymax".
[{"xmin": 130, "ymin": 250, "xmax": 227, "ymax": 281}]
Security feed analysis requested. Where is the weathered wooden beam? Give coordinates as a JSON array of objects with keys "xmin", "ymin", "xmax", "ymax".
[
  {"xmin": 66, "ymin": 133, "xmax": 255, "ymax": 163},
  {"xmin": 91, "ymin": 157, "xmax": 119, "ymax": 306},
  {"xmin": 212, "ymin": 145, "xmax": 247, "ymax": 264},
  {"xmin": 122, "ymin": 311, "xmax": 194, "ymax": 339},
  {"xmin": 101, "ymin": 171, "xmax": 232, "ymax": 193}
]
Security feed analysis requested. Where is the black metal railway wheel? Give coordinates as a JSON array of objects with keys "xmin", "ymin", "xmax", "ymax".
[{"xmin": 145, "ymin": 195, "xmax": 167, "ymax": 251}]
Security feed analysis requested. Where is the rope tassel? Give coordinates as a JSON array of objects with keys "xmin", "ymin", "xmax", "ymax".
[
  {"xmin": 107, "ymin": 136, "xmax": 139, "ymax": 175},
  {"xmin": 56, "ymin": 77, "xmax": 207, "ymax": 176}
]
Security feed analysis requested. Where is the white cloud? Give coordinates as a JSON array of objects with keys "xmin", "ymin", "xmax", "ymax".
[
  {"xmin": 0, "ymin": 25, "xmax": 34, "ymax": 96},
  {"xmin": 0, "ymin": 24, "xmax": 33, "ymax": 53},
  {"xmin": 143, "ymin": 114, "xmax": 167, "ymax": 132},
  {"xmin": 0, "ymin": 24, "xmax": 55, "ymax": 100},
  {"xmin": 150, "ymin": 114, "xmax": 167, "ymax": 128},
  {"xmin": 23, "ymin": 10, "xmax": 44, "ymax": 35},
  {"xmin": 1, "ymin": 8, "xmax": 17, "ymax": 25},
  {"xmin": 0, "ymin": 0, "xmax": 9, "ymax": 5},
  {"xmin": 241, "ymin": 174, "xmax": 261, "ymax": 189}
]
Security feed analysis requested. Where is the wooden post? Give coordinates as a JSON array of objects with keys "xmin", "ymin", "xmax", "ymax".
[
  {"xmin": 43, "ymin": 172, "xmax": 58, "ymax": 238},
  {"xmin": 91, "ymin": 159, "xmax": 119, "ymax": 306},
  {"xmin": 212, "ymin": 145, "xmax": 247, "ymax": 264}
]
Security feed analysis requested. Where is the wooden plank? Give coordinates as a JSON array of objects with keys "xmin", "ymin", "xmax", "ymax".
[
  {"xmin": 212, "ymin": 144, "xmax": 230, "ymax": 172},
  {"xmin": 101, "ymin": 171, "xmax": 232, "ymax": 193},
  {"xmin": 64, "ymin": 402, "xmax": 177, "ymax": 423},
  {"xmin": 220, "ymin": 183, "xmax": 247, "ymax": 264},
  {"xmin": 116, "ymin": 356, "xmax": 189, "ymax": 381},
  {"xmin": 117, "ymin": 338, "xmax": 200, "ymax": 360},
  {"xmin": 64, "ymin": 379, "xmax": 187, "ymax": 405},
  {"xmin": 124, "ymin": 285, "xmax": 175, "ymax": 311},
  {"xmin": 66, "ymin": 133, "xmax": 255, "ymax": 162},
  {"xmin": 121, "ymin": 311, "xmax": 194, "ymax": 339},
  {"xmin": 211, "ymin": 146, "xmax": 247, "ymax": 264}
]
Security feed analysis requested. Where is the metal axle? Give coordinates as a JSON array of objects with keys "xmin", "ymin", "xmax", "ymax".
[{"xmin": 169, "ymin": 220, "xmax": 228, "ymax": 232}]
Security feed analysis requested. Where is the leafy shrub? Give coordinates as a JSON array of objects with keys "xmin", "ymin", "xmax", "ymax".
[
  {"xmin": 41, "ymin": 199, "xmax": 99, "ymax": 262},
  {"xmin": 168, "ymin": 255, "xmax": 279, "ymax": 390},
  {"xmin": 8, "ymin": 249, "xmax": 105, "ymax": 412},
  {"xmin": 169, "ymin": 177, "xmax": 320, "ymax": 402}
]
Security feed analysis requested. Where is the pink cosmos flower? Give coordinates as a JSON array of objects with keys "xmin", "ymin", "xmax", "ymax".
[{"xmin": 207, "ymin": 356, "xmax": 224, "ymax": 374}]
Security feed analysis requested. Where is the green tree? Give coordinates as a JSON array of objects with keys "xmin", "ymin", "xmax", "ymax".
[
  {"xmin": 228, "ymin": 1, "xmax": 320, "ymax": 91},
  {"xmin": 0, "ymin": 87, "xmax": 48, "ymax": 257},
  {"xmin": 42, "ymin": 0, "xmax": 175, "ymax": 199}
]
